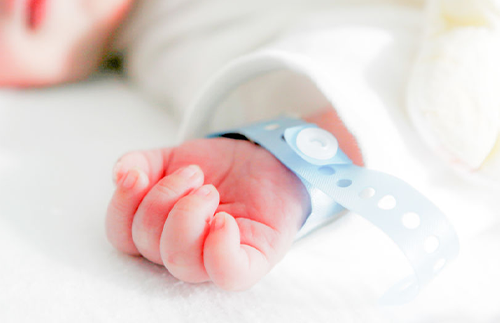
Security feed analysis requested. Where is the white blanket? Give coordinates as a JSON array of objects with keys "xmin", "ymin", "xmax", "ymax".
[
  {"xmin": 1, "ymin": 4, "xmax": 500, "ymax": 321},
  {"xmin": 1, "ymin": 75, "xmax": 499, "ymax": 322}
]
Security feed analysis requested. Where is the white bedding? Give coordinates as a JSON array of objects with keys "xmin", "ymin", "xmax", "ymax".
[{"xmin": 1, "ymin": 78, "xmax": 499, "ymax": 322}]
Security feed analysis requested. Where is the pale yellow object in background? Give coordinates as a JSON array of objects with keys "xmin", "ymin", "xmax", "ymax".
[{"xmin": 408, "ymin": 0, "xmax": 500, "ymax": 182}]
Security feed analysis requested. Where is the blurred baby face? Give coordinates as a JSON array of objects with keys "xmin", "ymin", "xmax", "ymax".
[{"xmin": 0, "ymin": 0, "xmax": 132, "ymax": 87}]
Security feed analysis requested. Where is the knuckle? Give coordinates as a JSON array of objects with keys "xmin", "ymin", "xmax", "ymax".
[
  {"xmin": 170, "ymin": 199, "xmax": 195, "ymax": 214},
  {"xmin": 156, "ymin": 180, "xmax": 182, "ymax": 197}
]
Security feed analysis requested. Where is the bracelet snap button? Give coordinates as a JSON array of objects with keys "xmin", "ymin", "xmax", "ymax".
[{"xmin": 296, "ymin": 128, "xmax": 338, "ymax": 160}]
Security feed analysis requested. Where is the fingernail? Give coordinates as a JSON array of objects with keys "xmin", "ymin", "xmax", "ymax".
[
  {"xmin": 176, "ymin": 165, "xmax": 199, "ymax": 178},
  {"xmin": 120, "ymin": 169, "xmax": 139, "ymax": 189},
  {"xmin": 211, "ymin": 214, "xmax": 225, "ymax": 231},
  {"xmin": 194, "ymin": 185, "xmax": 213, "ymax": 197}
]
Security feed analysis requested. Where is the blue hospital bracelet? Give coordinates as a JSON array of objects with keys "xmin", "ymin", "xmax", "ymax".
[{"xmin": 208, "ymin": 116, "xmax": 460, "ymax": 305}]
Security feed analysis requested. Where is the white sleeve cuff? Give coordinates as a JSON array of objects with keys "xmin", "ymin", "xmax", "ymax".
[
  {"xmin": 178, "ymin": 7, "xmax": 428, "ymax": 179},
  {"xmin": 178, "ymin": 49, "xmax": 415, "ymax": 176}
]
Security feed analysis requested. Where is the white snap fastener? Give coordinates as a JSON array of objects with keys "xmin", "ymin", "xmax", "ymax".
[{"xmin": 295, "ymin": 128, "xmax": 338, "ymax": 160}]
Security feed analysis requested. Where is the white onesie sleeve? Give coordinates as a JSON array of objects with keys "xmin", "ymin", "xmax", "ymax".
[
  {"xmin": 178, "ymin": 6, "xmax": 427, "ymax": 179},
  {"xmin": 119, "ymin": 0, "xmax": 500, "ymax": 182}
]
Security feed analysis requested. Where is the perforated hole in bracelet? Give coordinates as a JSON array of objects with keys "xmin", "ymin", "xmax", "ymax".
[
  {"xmin": 318, "ymin": 166, "xmax": 336, "ymax": 175},
  {"xmin": 359, "ymin": 187, "xmax": 376, "ymax": 199},
  {"xmin": 402, "ymin": 212, "xmax": 420, "ymax": 229},
  {"xmin": 337, "ymin": 179, "xmax": 352, "ymax": 188},
  {"xmin": 424, "ymin": 236, "xmax": 440, "ymax": 254},
  {"xmin": 378, "ymin": 195, "xmax": 397, "ymax": 210}
]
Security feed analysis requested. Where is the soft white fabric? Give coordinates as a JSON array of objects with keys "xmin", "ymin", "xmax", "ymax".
[
  {"xmin": 1, "ymin": 77, "xmax": 499, "ymax": 323},
  {"xmin": 179, "ymin": 7, "xmax": 423, "ymax": 175},
  {"xmin": 118, "ymin": 0, "xmax": 422, "ymax": 118},
  {"xmin": 1, "ymin": 0, "xmax": 499, "ymax": 321},
  {"xmin": 407, "ymin": 0, "xmax": 500, "ymax": 181},
  {"xmin": 120, "ymin": 0, "xmax": 500, "ymax": 182}
]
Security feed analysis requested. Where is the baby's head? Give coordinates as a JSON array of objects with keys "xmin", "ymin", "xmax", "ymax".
[{"xmin": 0, "ymin": 0, "xmax": 132, "ymax": 87}]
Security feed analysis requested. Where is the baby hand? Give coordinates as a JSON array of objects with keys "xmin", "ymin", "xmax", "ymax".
[{"xmin": 106, "ymin": 138, "xmax": 310, "ymax": 290}]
